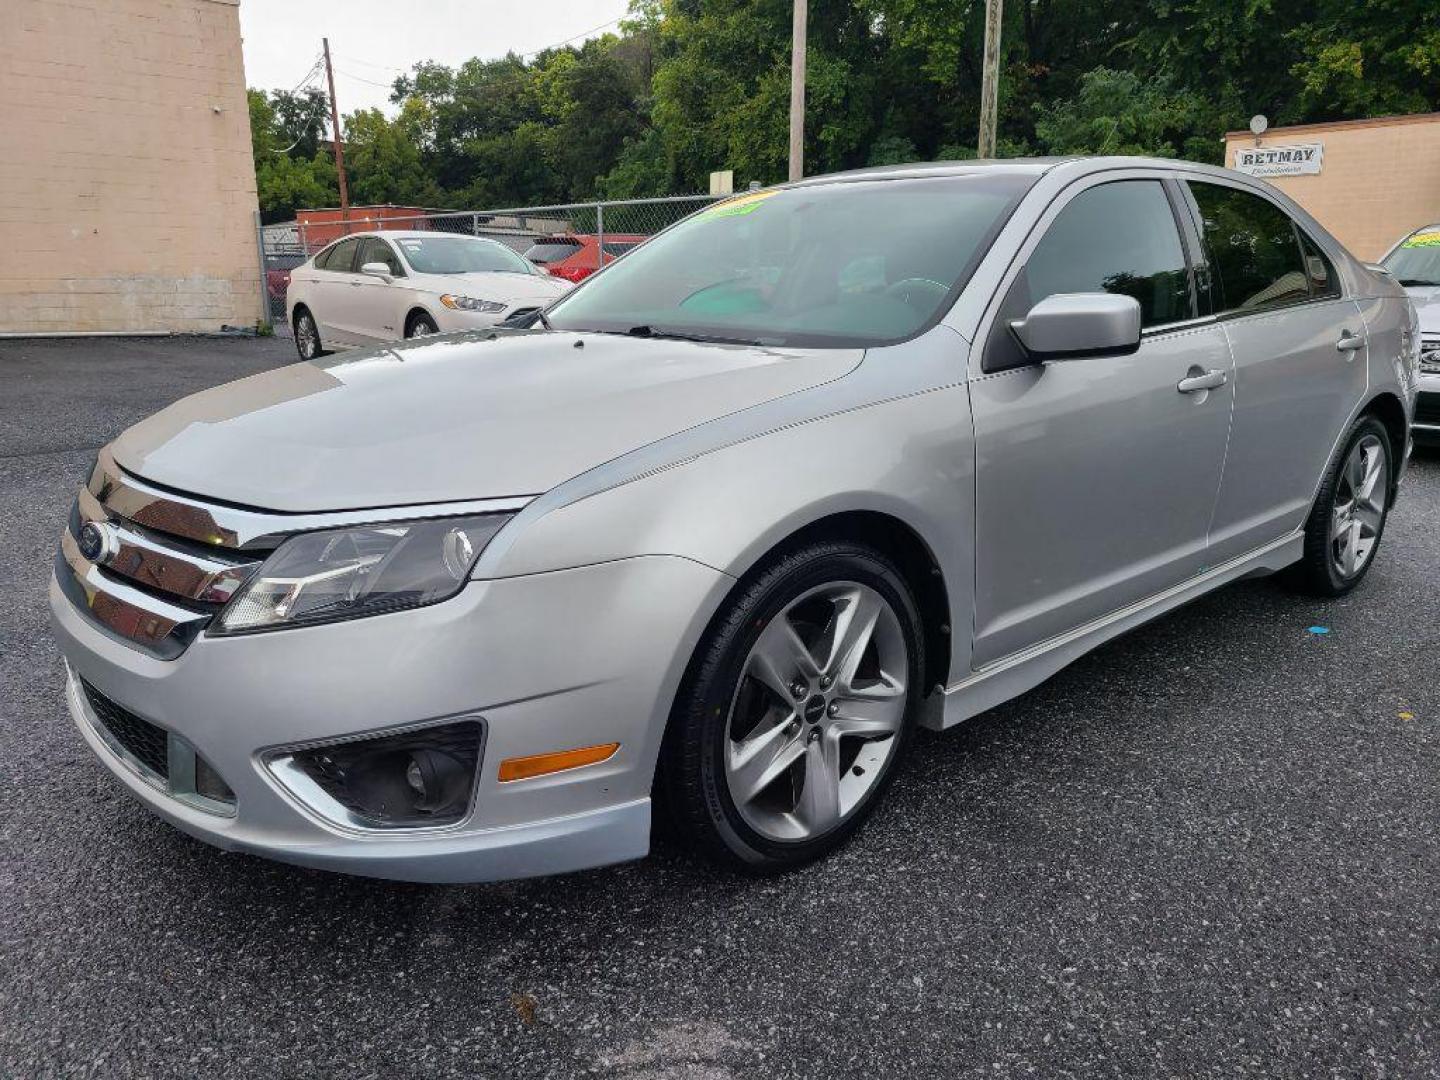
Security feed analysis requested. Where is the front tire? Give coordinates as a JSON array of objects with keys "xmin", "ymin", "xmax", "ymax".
[
  {"xmin": 659, "ymin": 541, "xmax": 924, "ymax": 872},
  {"xmin": 293, "ymin": 308, "xmax": 324, "ymax": 361},
  {"xmin": 406, "ymin": 312, "xmax": 438, "ymax": 338},
  {"xmin": 1289, "ymin": 414, "xmax": 1392, "ymax": 596}
]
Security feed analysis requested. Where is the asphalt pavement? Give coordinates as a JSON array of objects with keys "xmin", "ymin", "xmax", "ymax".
[{"xmin": 1, "ymin": 335, "xmax": 1437, "ymax": 1079}]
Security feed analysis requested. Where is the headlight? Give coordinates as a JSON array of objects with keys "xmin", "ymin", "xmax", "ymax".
[
  {"xmin": 214, "ymin": 514, "xmax": 512, "ymax": 634},
  {"xmin": 439, "ymin": 294, "xmax": 505, "ymax": 313}
]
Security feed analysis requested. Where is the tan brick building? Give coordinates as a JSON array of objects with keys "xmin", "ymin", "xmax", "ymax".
[
  {"xmin": 1223, "ymin": 113, "xmax": 1440, "ymax": 262},
  {"xmin": 0, "ymin": 0, "xmax": 262, "ymax": 334}
]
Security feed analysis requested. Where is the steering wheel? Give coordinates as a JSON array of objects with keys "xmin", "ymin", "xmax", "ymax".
[{"xmin": 883, "ymin": 277, "xmax": 949, "ymax": 308}]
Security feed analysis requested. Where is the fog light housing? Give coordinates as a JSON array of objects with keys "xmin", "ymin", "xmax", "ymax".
[{"xmin": 268, "ymin": 720, "xmax": 483, "ymax": 829}]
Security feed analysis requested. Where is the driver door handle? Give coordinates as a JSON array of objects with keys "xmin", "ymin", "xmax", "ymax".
[
  {"xmin": 1177, "ymin": 368, "xmax": 1227, "ymax": 394},
  {"xmin": 1336, "ymin": 331, "xmax": 1365, "ymax": 352}
]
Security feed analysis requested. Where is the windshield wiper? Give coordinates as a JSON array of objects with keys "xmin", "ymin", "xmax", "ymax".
[
  {"xmin": 624, "ymin": 324, "xmax": 762, "ymax": 346},
  {"xmin": 535, "ymin": 309, "xmax": 554, "ymax": 331},
  {"xmin": 1397, "ymin": 278, "xmax": 1440, "ymax": 287}
]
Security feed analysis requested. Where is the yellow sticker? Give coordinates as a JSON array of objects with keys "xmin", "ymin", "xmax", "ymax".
[
  {"xmin": 1399, "ymin": 711, "xmax": 1415, "ymax": 721},
  {"xmin": 702, "ymin": 190, "xmax": 777, "ymax": 219},
  {"xmin": 1401, "ymin": 231, "xmax": 1440, "ymax": 249}
]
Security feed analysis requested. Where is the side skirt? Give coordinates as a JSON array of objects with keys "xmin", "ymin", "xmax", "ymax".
[{"xmin": 929, "ymin": 530, "xmax": 1303, "ymax": 731}]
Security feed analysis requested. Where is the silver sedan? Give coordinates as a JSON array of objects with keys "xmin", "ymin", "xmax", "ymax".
[{"xmin": 50, "ymin": 157, "xmax": 1418, "ymax": 881}]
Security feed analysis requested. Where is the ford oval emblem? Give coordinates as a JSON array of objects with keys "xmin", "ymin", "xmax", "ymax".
[{"xmin": 77, "ymin": 520, "xmax": 116, "ymax": 564}]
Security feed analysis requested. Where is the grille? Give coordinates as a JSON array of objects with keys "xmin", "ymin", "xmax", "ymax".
[
  {"xmin": 1416, "ymin": 392, "xmax": 1440, "ymax": 426},
  {"xmin": 80, "ymin": 679, "xmax": 168, "ymax": 779}
]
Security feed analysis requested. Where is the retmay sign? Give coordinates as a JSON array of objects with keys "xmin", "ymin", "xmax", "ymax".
[{"xmin": 1233, "ymin": 143, "xmax": 1324, "ymax": 177}]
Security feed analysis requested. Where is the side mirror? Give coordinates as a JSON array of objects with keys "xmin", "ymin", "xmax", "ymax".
[
  {"xmin": 360, "ymin": 262, "xmax": 393, "ymax": 282},
  {"xmin": 1008, "ymin": 293, "xmax": 1142, "ymax": 361}
]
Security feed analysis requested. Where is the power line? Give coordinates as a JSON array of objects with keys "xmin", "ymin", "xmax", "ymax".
[
  {"xmin": 519, "ymin": 11, "xmax": 627, "ymax": 58},
  {"xmin": 336, "ymin": 68, "xmax": 398, "ymax": 89}
]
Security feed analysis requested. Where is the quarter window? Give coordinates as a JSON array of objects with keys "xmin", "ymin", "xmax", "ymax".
[{"xmin": 1187, "ymin": 182, "xmax": 1312, "ymax": 312}]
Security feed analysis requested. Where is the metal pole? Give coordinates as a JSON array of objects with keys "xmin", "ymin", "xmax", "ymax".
[
  {"xmin": 322, "ymin": 37, "xmax": 351, "ymax": 227},
  {"xmin": 978, "ymin": 0, "xmax": 1003, "ymax": 158},
  {"xmin": 788, "ymin": 0, "xmax": 807, "ymax": 181},
  {"xmin": 253, "ymin": 209, "xmax": 272, "ymax": 331},
  {"xmin": 595, "ymin": 202, "xmax": 605, "ymax": 274}
]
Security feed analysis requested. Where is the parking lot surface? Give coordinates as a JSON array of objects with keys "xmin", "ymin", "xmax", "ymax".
[{"xmin": 1, "ymin": 336, "xmax": 1437, "ymax": 1079}]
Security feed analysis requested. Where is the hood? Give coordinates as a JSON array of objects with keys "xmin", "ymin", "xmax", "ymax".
[
  {"xmin": 1404, "ymin": 284, "xmax": 1440, "ymax": 337},
  {"xmin": 441, "ymin": 270, "xmax": 570, "ymax": 304},
  {"xmin": 110, "ymin": 331, "xmax": 862, "ymax": 512}
]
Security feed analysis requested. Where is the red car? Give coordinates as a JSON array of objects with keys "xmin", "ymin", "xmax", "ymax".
[{"xmin": 523, "ymin": 233, "xmax": 645, "ymax": 283}]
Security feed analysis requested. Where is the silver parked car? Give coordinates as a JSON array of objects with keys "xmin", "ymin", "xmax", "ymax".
[
  {"xmin": 51, "ymin": 158, "xmax": 1419, "ymax": 882},
  {"xmin": 1377, "ymin": 224, "xmax": 1440, "ymax": 441}
]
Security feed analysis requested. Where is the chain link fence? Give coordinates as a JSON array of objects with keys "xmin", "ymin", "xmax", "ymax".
[{"xmin": 259, "ymin": 194, "xmax": 728, "ymax": 330}]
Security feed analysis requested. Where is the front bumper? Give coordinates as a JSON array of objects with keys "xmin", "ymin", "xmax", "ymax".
[
  {"xmin": 51, "ymin": 554, "xmax": 731, "ymax": 883},
  {"xmin": 1413, "ymin": 374, "xmax": 1440, "ymax": 442}
]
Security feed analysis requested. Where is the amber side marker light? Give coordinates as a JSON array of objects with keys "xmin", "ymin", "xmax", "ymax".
[{"xmin": 496, "ymin": 742, "xmax": 620, "ymax": 783}]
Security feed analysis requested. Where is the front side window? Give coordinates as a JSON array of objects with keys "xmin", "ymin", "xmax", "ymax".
[
  {"xmin": 526, "ymin": 239, "xmax": 583, "ymax": 264},
  {"xmin": 1023, "ymin": 180, "xmax": 1193, "ymax": 328},
  {"xmin": 359, "ymin": 237, "xmax": 404, "ymax": 277},
  {"xmin": 394, "ymin": 236, "xmax": 536, "ymax": 276},
  {"xmin": 1381, "ymin": 228, "xmax": 1440, "ymax": 287},
  {"xmin": 1188, "ymin": 182, "xmax": 1311, "ymax": 312},
  {"xmin": 546, "ymin": 175, "xmax": 1034, "ymax": 348}
]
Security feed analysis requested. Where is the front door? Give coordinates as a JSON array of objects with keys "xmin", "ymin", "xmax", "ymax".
[{"xmin": 969, "ymin": 176, "xmax": 1234, "ymax": 667}]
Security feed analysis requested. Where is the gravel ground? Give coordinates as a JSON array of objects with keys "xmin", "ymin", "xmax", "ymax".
[{"xmin": 1, "ymin": 336, "xmax": 1437, "ymax": 1079}]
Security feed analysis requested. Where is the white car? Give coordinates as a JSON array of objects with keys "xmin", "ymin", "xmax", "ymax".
[{"xmin": 286, "ymin": 231, "xmax": 573, "ymax": 360}]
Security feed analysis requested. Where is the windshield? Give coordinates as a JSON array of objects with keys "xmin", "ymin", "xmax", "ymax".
[
  {"xmin": 545, "ymin": 175, "xmax": 1033, "ymax": 347},
  {"xmin": 395, "ymin": 235, "xmax": 536, "ymax": 276},
  {"xmin": 1382, "ymin": 229, "xmax": 1440, "ymax": 286}
]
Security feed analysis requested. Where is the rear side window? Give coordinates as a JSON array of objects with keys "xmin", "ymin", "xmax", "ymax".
[
  {"xmin": 317, "ymin": 238, "xmax": 360, "ymax": 272},
  {"xmin": 1187, "ymin": 182, "xmax": 1311, "ymax": 312},
  {"xmin": 1022, "ymin": 180, "xmax": 1193, "ymax": 328},
  {"xmin": 525, "ymin": 239, "xmax": 582, "ymax": 264}
]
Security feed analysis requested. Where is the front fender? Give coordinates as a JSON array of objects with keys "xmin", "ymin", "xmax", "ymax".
[{"xmin": 478, "ymin": 380, "xmax": 978, "ymax": 683}]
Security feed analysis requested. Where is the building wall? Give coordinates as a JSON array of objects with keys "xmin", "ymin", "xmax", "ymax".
[
  {"xmin": 0, "ymin": 0, "xmax": 261, "ymax": 334},
  {"xmin": 1224, "ymin": 114, "xmax": 1440, "ymax": 262}
]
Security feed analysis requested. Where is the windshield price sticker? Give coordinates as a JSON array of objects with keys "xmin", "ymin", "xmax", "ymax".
[
  {"xmin": 1402, "ymin": 231, "xmax": 1440, "ymax": 249},
  {"xmin": 702, "ymin": 191, "xmax": 777, "ymax": 219}
]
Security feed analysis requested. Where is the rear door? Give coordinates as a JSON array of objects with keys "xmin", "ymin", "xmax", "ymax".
[
  {"xmin": 969, "ymin": 175, "xmax": 1235, "ymax": 667},
  {"xmin": 310, "ymin": 237, "xmax": 362, "ymax": 343},
  {"xmin": 1182, "ymin": 179, "xmax": 1369, "ymax": 562}
]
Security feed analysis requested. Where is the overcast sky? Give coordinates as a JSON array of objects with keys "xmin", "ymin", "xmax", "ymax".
[{"xmin": 239, "ymin": 0, "xmax": 631, "ymax": 114}]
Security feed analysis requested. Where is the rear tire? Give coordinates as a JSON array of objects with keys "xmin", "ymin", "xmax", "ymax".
[
  {"xmin": 658, "ymin": 540, "xmax": 924, "ymax": 872},
  {"xmin": 1287, "ymin": 414, "xmax": 1392, "ymax": 596},
  {"xmin": 293, "ymin": 308, "xmax": 324, "ymax": 361}
]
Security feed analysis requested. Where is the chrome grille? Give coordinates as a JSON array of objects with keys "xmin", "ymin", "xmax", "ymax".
[{"xmin": 58, "ymin": 451, "xmax": 269, "ymax": 659}]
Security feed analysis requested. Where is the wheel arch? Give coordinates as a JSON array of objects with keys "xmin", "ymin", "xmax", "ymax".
[
  {"xmin": 1360, "ymin": 391, "xmax": 1408, "ymax": 505},
  {"xmin": 715, "ymin": 509, "xmax": 953, "ymax": 695},
  {"xmin": 405, "ymin": 306, "xmax": 437, "ymax": 335}
]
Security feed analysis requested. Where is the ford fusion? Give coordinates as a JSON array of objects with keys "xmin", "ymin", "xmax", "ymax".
[
  {"xmin": 286, "ymin": 231, "xmax": 572, "ymax": 361},
  {"xmin": 52, "ymin": 158, "xmax": 1418, "ymax": 882}
]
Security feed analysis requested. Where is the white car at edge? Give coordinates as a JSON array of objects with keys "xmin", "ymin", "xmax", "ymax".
[{"xmin": 286, "ymin": 231, "xmax": 573, "ymax": 360}]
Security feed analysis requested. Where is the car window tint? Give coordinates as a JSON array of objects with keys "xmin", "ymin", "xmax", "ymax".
[
  {"xmin": 526, "ymin": 240, "xmax": 583, "ymax": 264},
  {"xmin": 1296, "ymin": 229, "xmax": 1338, "ymax": 297},
  {"xmin": 319, "ymin": 238, "xmax": 360, "ymax": 272},
  {"xmin": 1024, "ymin": 180, "xmax": 1192, "ymax": 329},
  {"xmin": 360, "ymin": 237, "xmax": 404, "ymax": 276},
  {"xmin": 1188, "ymin": 182, "xmax": 1311, "ymax": 312}
]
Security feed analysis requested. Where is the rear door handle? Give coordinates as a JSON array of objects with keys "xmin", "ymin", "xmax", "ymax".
[
  {"xmin": 1177, "ymin": 368, "xmax": 1228, "ymax": 394},
  {"xmin": 1336, "ymin": 331, "xmax": 1365, "ymax": 352}
]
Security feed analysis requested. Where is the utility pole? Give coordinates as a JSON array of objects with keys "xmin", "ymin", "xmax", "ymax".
[
  {"xmin": 977, "ymin": 0, "xmax": 1003, "ymax": 158},
  {"xmin": 322, "ymin": 37, "xmax": 351, "ymax": 225},
  {"xmin": 788, "ymin": 0, "xmax": 807, "ymax": 182}
]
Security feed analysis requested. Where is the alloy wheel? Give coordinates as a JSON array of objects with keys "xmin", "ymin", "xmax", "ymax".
[
  {"xmin": 296, "ymin": 314, "xmax": 318, "ymax": 359},
  {"xmin": 1329, "ymin": 433, "xmax": 1388, "ymax": 578},
  {"xmin": 723, "ymin": 581, "xmax": 909, "ymax": 843}
]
